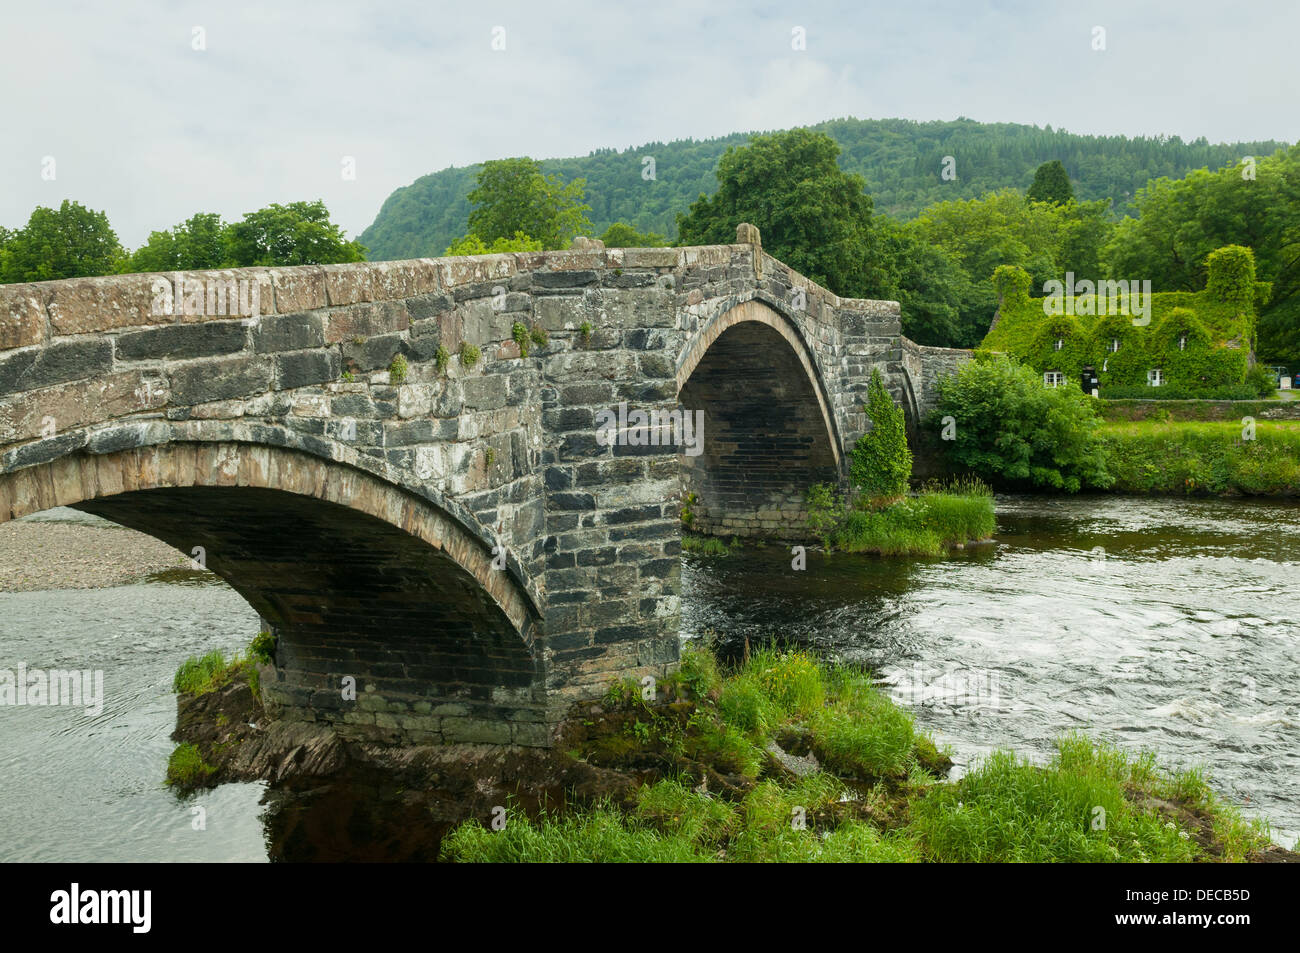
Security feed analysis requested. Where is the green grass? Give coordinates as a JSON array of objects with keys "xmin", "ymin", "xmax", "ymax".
[
  {"xmin": 172, "ymin": 632, "xmax": 274, "ymax": 695},
  {"xmin": 441, "ymin": 644, "xmax": 1275, "ymax": 863},
  {"xmin": 833, "ymin": 485, "xmax": 995, "ymax": 556},
  {"xmin": 1098, "ymin": 419, "xmax": 1300, "ymax": 495},
  {"xmin": 681, "ymin": 534, "xmax": 738, "ymax": 556},
  {"xmin": 165, "ymin": 743, "xmax": 216, "ymax": 789}
]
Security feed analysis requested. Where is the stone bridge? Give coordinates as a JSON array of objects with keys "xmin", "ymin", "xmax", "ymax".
[{"xmin": 0, "ymin": 225, "xmax": 963, "ymax": 746}]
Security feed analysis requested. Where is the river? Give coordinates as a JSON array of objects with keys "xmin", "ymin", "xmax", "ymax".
[{"xmin": 1, "ymin": 495, "xmax": 1296, "ymax": 860}]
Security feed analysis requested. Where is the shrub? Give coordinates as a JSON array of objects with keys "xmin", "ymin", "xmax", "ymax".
[
  {"xmin": 933, "ymin": 354, "xmax": 1112, "ymax": 492},
  {"xmin": 850, "ymin": 368, "xmax": 911, "ymax": 501},
  {"xmin": 248, "ymin": 630, "xmax": 277, "ymax": 665}
]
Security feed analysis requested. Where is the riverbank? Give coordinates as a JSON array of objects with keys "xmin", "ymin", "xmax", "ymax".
[
  {"xmin": 0, "ymin": 509, "xmax": 201, "ymax": 592},
  {"xmin": 172, "ymin": 638, "xmax": 1296, "ymax": 863},
  {"xmin": 1097, "ymin": 420, "xmax": 1300, "ymax": 496}
]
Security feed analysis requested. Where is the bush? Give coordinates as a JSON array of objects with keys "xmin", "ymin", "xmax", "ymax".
[
  {"xmin": 1205, "ymin": 245, "xmax": 1256, "ymax": 307},
  {"xmin": 850, "ymin": 369, "xmax": 912, "ymax": 501},
  {"xmin": 933, "ymin": 354, "xmax": 1112, "ymax": 492},
  {"xmin": 1099, "ymin": 384, "xmax": 1263, "ymax": 400},
  {"xmin": 1245, "ymin": 363, "xmax": 1278, "ymax": 397}
]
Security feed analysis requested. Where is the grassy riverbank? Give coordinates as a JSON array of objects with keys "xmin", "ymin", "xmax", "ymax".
[
  {"xmin": 442, "ymin": 644, "xmax": 1277, "ymax": 863},
  {"xmin": 1098, "ymin": 420, "xmax": 1300, "ymax": 496},
  {"xmin": 803, "ymin": 478, "xmax": 996, "ymax": 556}
]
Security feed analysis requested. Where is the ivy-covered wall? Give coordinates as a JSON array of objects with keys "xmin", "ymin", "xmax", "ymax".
[{"xmin": 981, "ymin": 246, "xmax": 1260, "ymax": 392}]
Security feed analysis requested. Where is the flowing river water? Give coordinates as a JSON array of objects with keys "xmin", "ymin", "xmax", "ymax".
[{"xmin": 1, "ymin": 495, "xmax": 1297, "ymax": 860}]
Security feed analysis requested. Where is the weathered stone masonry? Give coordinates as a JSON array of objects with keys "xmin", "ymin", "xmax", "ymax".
[{"xmin": 0, "ymin": 226, "xmax": 948, "ymax": 746}]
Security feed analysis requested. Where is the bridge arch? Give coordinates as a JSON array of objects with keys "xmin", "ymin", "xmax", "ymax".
[
  {"xmin": 0, "ymin": 436, "xmax": 549, "ymax": 745},
  {"xmin": 676, "ymin": 298, "xmax": 842, "ymax": 538}
]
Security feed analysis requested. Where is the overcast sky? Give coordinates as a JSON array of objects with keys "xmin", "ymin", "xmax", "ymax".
[{"xmin": 4, "ymin": 0, "xmax": 1297, "ymax": 248}]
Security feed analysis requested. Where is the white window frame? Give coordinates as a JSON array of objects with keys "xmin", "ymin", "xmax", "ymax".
[
  {"xmin": 1148, "ymin": 368, "xmax": 1164, "ymax": 387},
  {"xmin": 1109, "ymin": 338, "xmax": 1120, "ymax": 353},
  {"xmin": 1054, "ymin": 338, "xmax": 1065, "ymax": 351},
  {"xmin": 1044, "ymin": 371, "xmax": 1066, "ymax": 388},
  {"xmin": 1179, "ymin": 335, "xmax": 1187, "ymax": 351}
]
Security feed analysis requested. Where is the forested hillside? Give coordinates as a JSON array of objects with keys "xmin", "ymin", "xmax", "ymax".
[{"xmin": 359, "ymin": 117, "xmax": 1286, "ymax": 260}]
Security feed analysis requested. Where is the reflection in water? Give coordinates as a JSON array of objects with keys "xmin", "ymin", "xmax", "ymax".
[{"xmin": 0, "ymin": 494, "xmax": 1297, "ymax": 859}]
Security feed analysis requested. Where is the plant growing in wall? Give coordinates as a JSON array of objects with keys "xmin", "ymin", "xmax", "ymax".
[
  {"xmin": 850, "ymin": 368, "xmax": 912, "ymax": 505},
  {"xmin": 512, "ymin": 321, "xmax": 531, "ymax": 357},
  {"xmin": 388, "ymin": 354, "xmax": 408, "ymax": 383},
  {"xmin": 434, "ymin": 345, "xmax": 450, "ymax": 375},
  {"xmin": 460, "ymin": 341, "xmax": 480, "ymax": 368},
  {"xmin": 529, "ymin": 324, "xmax": 549, "ymax": 349},
  {"xmin": 579, "ymin": 321, "xmax": 593, "ymax": 344}
]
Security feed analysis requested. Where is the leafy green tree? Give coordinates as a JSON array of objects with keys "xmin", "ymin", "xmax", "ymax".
[
  {"xmin": 874, "ymin": 219, "xmax": 966, "ymax": 346},
  {"xmin": 675, "ymin": 129, "xmax": 883, "ymax": 298},
  {"xmin": 130, "ymin": 212, "xmax": 227, "ymax": 272},
  {"xmin": 444, "ymin": 232, "xmax": 543, "ymax": 255},
  {"xmin": 1027, "ymin": 160, "xmax": 1075, "ymax": 205},
  {"xmin": 466, "ymin": 158, "xmax": 592, "ymax": 250},
  {"xmin": 1, "ymin": 200, "xmax": 126, "ymax": 281},
  {"xmin": 224, "ymin": 200, "xmax": 365, "ymax": 267},
  {"xmin": 850, "ymin": 369, "xmax": 912, "ymax": 502},
  {"xmin": 933, "ymin": 355, "xmax": 1112, "ymax": 492},
  {"xmin": 599, "ymin": 222, "xmax": 667, "ymax": 247}
]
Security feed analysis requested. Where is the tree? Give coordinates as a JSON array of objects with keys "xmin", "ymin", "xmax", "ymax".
[
  {"xmin": 1, "ymin": 200, "xmax": 125, "ymax": 282},
  {"xmin": 850, "ymin": 369, "xmax": 912, "ymax": 502},
  {"xmin": 223, "ymin": 201, "xmax": 366, "ymax": 267},
  {"xmin": 465, "ymin": 158, "xmax": 592, "ymax": 250},
  {"xmin": 933, "ymin": 355, "xmax": 1111, "ymax": 492},
  {"xmin": 443, "ymin": 232, "xmax": 543, "ymax": 255},
  {"xmin": 1027, "ymin": 160, "xmax": 1075, "ymax": 205},
  {"xmin": 130, "ymin": 212, "xmax": 227, "ymax": 272},
  {"xmin": 675, "ymin": 129, "xmax": 883, "ymax": 298},
  {"xmin": 599, "ymin": 222, "xmax": 667, "ymax": 247},
  {"xmin": 874, "ymin": 219, "xmax": 966, "ymax": 346}
]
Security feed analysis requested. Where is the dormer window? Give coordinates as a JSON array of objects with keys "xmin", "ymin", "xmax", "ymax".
[
  {"xmin": 1054, "ymin": 338, "xmax": 1064, "ymax": 351},
  {"xmin": 1109, "ymin": 338, "xmax": 1120, "ymax": 353}
]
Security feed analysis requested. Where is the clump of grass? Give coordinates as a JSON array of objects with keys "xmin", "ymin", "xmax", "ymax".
[
  {"xmin": 832, "ymin": 489, "xmax": 995, "ymax": 556},
  {"xmin": 434, "ymin": 345, "xmax": 450, "ymax": 375},
  {"xmin": 908, "ymin": 734, "xmax": 1203, "ymax": 862},
  {"xmin": 529, "ymin": 324, "xmax": 548, "ymax": 348},
  {"xmin": 172, "ymin": 650, "xmax": 238, "ymax": 695},
  {"xmin": 681, "ymin": 534, "xmax": 736, "ymax": 556},
  {"xmin": 388, "ymin": 353, "xmax": 408, "ymax": 383},
  {"xmin": 578, "ymin": 321, "xmax": 593, "ymax": 343},
  {"xmin": 165, "ymin": 743, "xmax": 216, "ymax": 789},
  {"xmin": 460, "ymin": 341, "xmax": 480, "ymax": 368}
]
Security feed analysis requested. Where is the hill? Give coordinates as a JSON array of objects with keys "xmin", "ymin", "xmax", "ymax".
[{"xmin": 358, "ymin": 117, "xmax": 1288, "ymax": 261}]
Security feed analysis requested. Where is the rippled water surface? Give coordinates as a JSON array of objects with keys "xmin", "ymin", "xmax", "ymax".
[
  {"xmin": 2, "ymin": 495, "xmax": 1297, "ymax": 859},
  {"xmin": 684, "ymin": 494, "xmax": 1300, "ymax": 847}
]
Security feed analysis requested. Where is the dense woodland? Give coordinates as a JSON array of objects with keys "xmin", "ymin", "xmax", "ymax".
[{"xmin": 358, "ymin": 117, "xmax": 1286, "ymax": 260}]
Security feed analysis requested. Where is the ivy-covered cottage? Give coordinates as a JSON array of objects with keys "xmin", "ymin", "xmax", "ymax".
[{"xmin": 980, "ymin": 245, "xmax": 1271, "ymax": 397}]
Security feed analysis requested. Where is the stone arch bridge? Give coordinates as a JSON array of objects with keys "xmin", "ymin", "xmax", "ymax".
[{"xmin": 0, "ymin": 225, "xmax": 967, "ymax": 746}]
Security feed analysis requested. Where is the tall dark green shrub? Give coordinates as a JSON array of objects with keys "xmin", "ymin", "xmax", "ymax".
[{"xmin": 851, "ymin": 369, "xmax": 912, "ymax": 501}]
